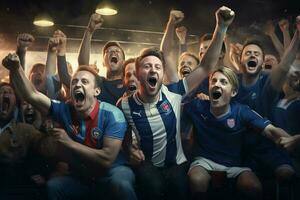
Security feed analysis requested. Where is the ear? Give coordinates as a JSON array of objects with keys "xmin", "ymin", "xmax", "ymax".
[
  {"xmin": 231, "ymin": 89, "xmax": 237, "ymax": 97},
  {"xmin": 95, "ymin": 87, "xmax": 101, "ymax": 96}
]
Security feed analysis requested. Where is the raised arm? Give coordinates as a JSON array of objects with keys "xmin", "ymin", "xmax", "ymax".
[
  {"xmin": 2, "ymin": 53, "xmax": 51, "ymax": 115},
  {"xmin": 53, "ymin": 30, "xmax": 71, "ymax": 88},
  {"xmin": 271, "ymin": 25, "xmax": 300, "ymax": 90},
  {"xmin": 15, "ymin": 33, "xmax": 34, "ymax": 70},
  {"xmin": 176, "ymin": 26, "xmax": 188, "ymax": 54},
  {"xmin": 185, "ymin": 6, "xmax": 235, "ymax": 93},
  {"xmin": 46, "ymin": 36, "xmax": 59, "ymax": 76},
  {"xmin": 160, "ymin": 10, "xmax": 184, "ymax": 84},
  {"xmin": 278, "ymin": 19, "xmax": 292, "ymax": 50},
  {"xmin": 264, "ymin": 20, "xmax": 284, "ymax": 57},
  {"xmin": 78, "ymin": 13, "xmax": 104, "ymax": 65}
]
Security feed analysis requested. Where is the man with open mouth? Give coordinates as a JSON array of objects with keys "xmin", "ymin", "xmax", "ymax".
[
  {"xmin": 2, "ymin": 54, "xmax": 136, "ymax": 200},
  {"xmin": 234, "ymin": 25, "xmax": 300, "ymax": 192},
  {"xmin": 77, "ymin": 13, "xmax": 126, "ymax": 105},
  {"xmin": 122, "ymin": 58, "xmax": 140, "ymax": 97},
  {"xmin": 178, "ymin": 52, "xmax": 200, "ymax": 79},
  {"xmin": 183, "ymin": 67, "xmax": 292, "ymax": 200},
  {"xmin": 118, "ymin": 6, "xmax": 235, "ymax": 200}
]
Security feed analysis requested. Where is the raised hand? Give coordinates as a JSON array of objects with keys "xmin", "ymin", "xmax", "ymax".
[
  {"xmin": 278, "ymin": 19, "xmax": 289, "ymax": 32},
  {"xmin": 216, "ymin": 6, "xmax": 235, "ymax": 27},
  {"xmin": 48, "ymin": 37, "xmax": 60, "ymax": 52},
  {"xmin": 176, "ymin": 26, "xmax": 187, "ymax": 43},
  {"xmin": 2, "ymin": 53, "xmax": 21, "ymax": 71},
  {"xmin": 169, "ymin": 10, "xmax": 184, "ymax": 25},
  {"xmin": 53, "ymin": 30, "xmax": 67, "ymax": 55},
  {"xmin": 264, "ymin": 20, "xmax": 276, "ymax": 36},
  {"xmin": 17, "ymin": 33, "xmax": 34, "ymax": 50},
  {"xmin": 87, "ymin": 13, "xmax": 104, "ymax": 33}
]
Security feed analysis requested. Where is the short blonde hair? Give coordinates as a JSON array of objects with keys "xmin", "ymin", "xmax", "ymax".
[{"xmin": 209, "ymin": 67, "xmax": 239, "ymax": 92}]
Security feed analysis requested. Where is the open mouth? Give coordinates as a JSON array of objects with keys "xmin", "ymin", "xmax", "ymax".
[
  {"xmin": 247, "ymin": 60, "xmax": 257, "ymax": 68},
  {"xmin": 180, "ymin": 67, "xmax": 191, "ymax": 77},
  {"xmin": 110, "ymin": 56, "xmax": 118, "ymax": 64},
  {"xmin": 1, "ymin": 96, "xmax": 10, "ymax": 113},
  {"xmin": 74, "ymin": 91, "xmax": 85, "ymax": 105},
  {"xmin": 128, "ymin": 85, "xmax": 137, "ymax": 92},
  {"xmin": 212, "ymin": 91, "xmax": 222, "ymax": 100},
  {"xmin": 148, "ymin": 77, "xmax": 157, "ymax": 88}
]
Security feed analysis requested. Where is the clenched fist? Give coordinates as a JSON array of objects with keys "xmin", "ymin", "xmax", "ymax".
[
  {"xmin": 216, "ymin": 6, "xmax": 235, "ymax": 27},
  {"xmin": 87, "ymin": 13, "xmax": 104, "ymax": 33},
  {"xmin": 169, "ymin": 10, "xmax": 184, "ymax": 25},
  {"xmin": 2, "ymin": 53, "xmax": 21, "ymax": 71},
  {"xmin": 17, "ymin": 33, "xmax": 34, "ymax": 50}
]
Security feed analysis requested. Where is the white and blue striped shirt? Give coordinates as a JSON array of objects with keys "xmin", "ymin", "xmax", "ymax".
[{"xmin": 119, "ymin": 80, "xmax": 188, "ymax": 167}]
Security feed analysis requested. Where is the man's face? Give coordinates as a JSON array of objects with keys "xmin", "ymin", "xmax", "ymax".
[
  {"xmin": 178, "ymin": 54, "xmax": 198, "ymax": 78},
  {"xmin": 29, "ymin": 65, "xmax": 46, "ymax": 92},
  {"xmin": 70, "ymin": 71, "xmax": 100, "ymax": 113},
  {"xmin": 199, "ymin": 40, "xmax": 211, "ymax": 60},
  {"xmin": 0, "ymin": 85, "xmax": 16, "ymax": 120},
  {"xmin": 22, "ymin": 101, "xmax": 37, "ymax": 124},
  {"xmin": 240, "ymin": 44, "xmax": 264, "ymax": 77},
  {"xmin": 137, "ymin": 55, "xmax": 164, "ymax": 100},
  {"xmin": 103, "ymin": 46, "xmax": 124, "ymax": 73},
  {"xmin": 287, "ymin": 63, "xmax": 300, "ymax": 91},
  {"xmin": 209, "ymin": 72, "xmax": 236, "ymax": 108},
  {"xmin": 264, "ymin": 54, "xmax": 278, "ymax": 71},
  {"xmin": 123, "ymin": 62, "xmax": 139, "ymax": 95}
]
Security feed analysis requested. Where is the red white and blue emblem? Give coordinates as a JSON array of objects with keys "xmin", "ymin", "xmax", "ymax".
[{"xmin": 227, "ymin": 118, "xmax": 235, "ymax": 128}]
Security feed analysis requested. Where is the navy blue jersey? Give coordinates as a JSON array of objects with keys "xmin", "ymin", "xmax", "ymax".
[
  {"xmin": 184, "ymin": 100, "xmax": 270, "ymax": 167},
  {"xmin": 97, "ymin": 77, "xmax": 126, "ymax": 105}
]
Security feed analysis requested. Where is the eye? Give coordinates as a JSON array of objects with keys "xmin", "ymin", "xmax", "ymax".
[
  {"xmin": 155, "ymin": 64, "xmax": 162, "ymax": 70},
  {"xmin": 245, "ymin": 51, "xmax": 251, "ymax": 56},
  {"xmin": 71, "ymin": 79, "xmax": 78, "ymax": 85},
  {"xmin": 254, "ymin": 52, "xmax": 260, "ymax": 56},
  {"xmin": 221, "ymin": 79, "xmax": 228, "ymax": 85},
  {"xmin": 82, "ymin": 79, "xmax": 89, "ymax": 84},
  {"xmin": 188, "ymin": 61, "xmax": 192, "ymax": 65}
]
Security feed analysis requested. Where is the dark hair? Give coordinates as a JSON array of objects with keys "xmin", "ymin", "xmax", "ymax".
[
  {"xmin": 29, "ymin": 63, "xmax": 45, "ymax": 76},
  {"xmin": 122, "ymin": 58, "xmax": 136, "ymax": 78},
  {"xmin": 179, "ymin": 52, "xmax": 200, "ymax": 65},
  {"xmin": 135, "ymin": 47, "xmax": 165, "ymax": 70},
  {"xmin": 241, "ymin": 39, "xmax": 265, "ymax": 59},
  {"xmin": 74, "ymin": 65, "xmax": 102, "ymax": 87},
  {"xmin": 102, "ymin": 41, "xmax": 125, "ymax": 60}
]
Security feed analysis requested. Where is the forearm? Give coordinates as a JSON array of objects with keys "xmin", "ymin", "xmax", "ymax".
[
  {"xmin": 57, "ymin": 55, "xmax": 71, "ymax": 88},
  {"xmin": 46, "ymin": 50, "xmax": 57, "ymax": 76},
  {"xmin": 61, "ymin": 139, "xmax": 120, "ymax": 169},
  {"xmin": 16, "ymin": 48, "xmax": 26, "ymax": 70},
  {"xmin": 269, "ymin": 33, "xmax": 284, "ymax": 57},
  {"xmin": 78, "ymin": 29, "xmax": 93, "ymax": 65},
  {"xmin": 161, "ymin": 21, "xmax": 179, "ymax": 83},
  {"xmin": 271, "ymin": 30, "xmax": 299, "ymax": 90},
  {"xmin": 200, "ymin": 24, "xmax": 227, "ymax": 72},
  {"xmin": 282, "ymin": 30, "xmax": 292, "ymax": 50}
]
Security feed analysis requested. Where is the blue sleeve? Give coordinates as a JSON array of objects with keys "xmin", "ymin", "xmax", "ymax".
[
  {"xmin": 240, "ymin": 104, "xmax": 271, "ymax": 132},
  {"xmin": 57, "ymin": 55, "xmax": 71, "ymax": 89},
  {"xmin": 48, "ymin": 100, "xmax": 67, "ymax": 123},
  {"xmin": 102, "ymin": 104, "xmax": 127, "ymax": 141},
  {"xmin": 166, "ymin": 79, "xmax": 187, "ymax": 95}
]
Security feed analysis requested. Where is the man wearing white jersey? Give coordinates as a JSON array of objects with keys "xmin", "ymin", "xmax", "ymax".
[{"xmin": 118, "ymin": 6, "xmax": 235, "ymax": 200}]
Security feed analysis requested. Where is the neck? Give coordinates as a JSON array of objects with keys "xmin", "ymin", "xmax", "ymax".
[
  {"xmin": 242, "ymin": 73, "xmax": 259, "ymax": 87},
  {"xmin": 106, "ymin": 70, "xmax": 122, "ymax": 81},
  {"xmin": 78, "ymin": 99, "xmax": 97, "ymax": 118},
  {"xmin": 137, "ymin": 91, "xmax": 159, "ymax": 104},
  {"xmin": 210, "ymin": 104, "xmax": 230, "ymax": 117}
]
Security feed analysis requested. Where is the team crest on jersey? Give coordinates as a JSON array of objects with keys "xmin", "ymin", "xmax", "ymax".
[
  {"xmin": 159, "ymin": 101, "xmax": 172, "ymax": 114},
  {"xmin": 91, "ymin": 128, "xmax": 103, "ymax": 140},
  {"xmin": 227, "ymin": 118, "xmax": 235, "ymax": 128}
]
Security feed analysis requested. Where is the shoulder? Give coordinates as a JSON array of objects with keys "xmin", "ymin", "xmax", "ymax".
[{"xmin": 100, "ymin": 101, "xmax": 126, "ymax": 123}]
